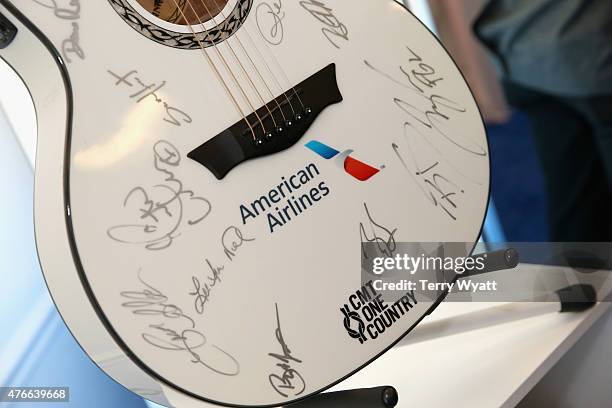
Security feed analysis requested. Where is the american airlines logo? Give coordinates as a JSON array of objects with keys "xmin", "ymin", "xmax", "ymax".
[{"xmin": 305, "ymin": 140, "xmax": 381, "ymax": 181}]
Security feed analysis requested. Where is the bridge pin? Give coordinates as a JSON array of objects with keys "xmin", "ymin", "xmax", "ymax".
[
  {"xmin": 276, "ymin": 126, "xmax": 285, "ymax": 134},
  {"xmin": 265, "ymin": 131, "xmax": 274, "ymax": 141}
]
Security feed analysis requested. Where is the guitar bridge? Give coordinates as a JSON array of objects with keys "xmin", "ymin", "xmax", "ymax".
[{"xmin": 188, "ymin": 63, "xmax": 343, "ymax": 180}]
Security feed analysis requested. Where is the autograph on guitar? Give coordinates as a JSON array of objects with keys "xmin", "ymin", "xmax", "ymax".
[{"xmin": 0, "ymin": 0, "xmax": 489, "ymax": 406}]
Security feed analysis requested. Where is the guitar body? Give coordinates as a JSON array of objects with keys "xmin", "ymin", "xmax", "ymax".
[{"xmin": 0, "ymin": 0, "xmax": 489, "ymax": 406}]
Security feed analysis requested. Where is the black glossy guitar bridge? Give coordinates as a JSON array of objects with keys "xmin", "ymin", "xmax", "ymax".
[{"xmin": 188, "ymin": 63, "xmax": 343, "ymax": 180}]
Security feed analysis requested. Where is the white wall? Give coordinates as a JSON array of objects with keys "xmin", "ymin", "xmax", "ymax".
[
  {"xmin": 0, "ymin": 59, "xmax": 36, "ymax": 166},
  {"xmin": 405, "ymin": 0, "xmax": 437, "ymax": 32}
]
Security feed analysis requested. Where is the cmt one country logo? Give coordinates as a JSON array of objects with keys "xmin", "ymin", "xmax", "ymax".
[{"xmin": 305, "ymin": 140, "xmax": 381, "ymax": 181}]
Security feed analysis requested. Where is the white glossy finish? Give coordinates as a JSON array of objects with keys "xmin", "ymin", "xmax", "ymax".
[
  {"xmin": 1, "ymin": 1, "xmax": 489, "ymax": 406},
  {"xmin": 0, "ymin": 4, "xmax": 171, "ymax": 405}
]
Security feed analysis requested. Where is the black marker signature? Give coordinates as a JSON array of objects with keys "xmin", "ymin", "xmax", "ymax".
[
  {"xmin": 360, "ymin": 203, "xmax": 398, "ymax": 260},
  {"xmin": 32, "ymin": 0, "xmax": 80, "ymax": 19},
  {"xmin": 365, "ymin": 46, "xmax": 487, "ymax": 220},
  {"xmin": 107, "ymin": 141, "xmax": 212, "ymax": 250},
  {"xmin": 268, "ymin": 303, "xmax": 305, "ymax": 398},
  {"xmin": 62, "ymin": 22, "xmax": 84, "ymax": 63},
  {"xmin": 108, "ymin": 69, "xmax": 193, "ymax": 127},
  {"xmin": 121, "ymin": 270, "xmax": 240, "ymax": 376},
  {"xmin": 222, "ymin": 226, "xmax": 255, "ymax": 261},
  {"xmin": 392, "ymin": 139, "xmax": 463, "ymax": 221},
  {"xmin": 256, "ymin": 0, "xmax": 285, "ymax": 45},
  {"xmin": 189, "ymin": 259, "xmax": 224, "ymax": 315},
  {"xmin": 299, "ymin": 0, "xmax": 348, "ymax": 49},
  {"xmin": 33, "ymin": 0, "xmax": 85, "ymax": 63},
  {"xmin": 364, "ymin": 46, "xmax": 486, "ymax": 157},
  {"xmin": 188, "ymin": 226, "xmax": 254, "ymax": 315}
]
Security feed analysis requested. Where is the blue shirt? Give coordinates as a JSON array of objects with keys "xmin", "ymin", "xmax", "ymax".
[{"xmin": 474, "ymin": 0, "xmax": 612, "ymax": 96}]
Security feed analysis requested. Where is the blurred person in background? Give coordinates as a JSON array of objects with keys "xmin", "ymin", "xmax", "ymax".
[{"xmin": 474, "ymin": 0, "xmax": 612, "ymax": 242}]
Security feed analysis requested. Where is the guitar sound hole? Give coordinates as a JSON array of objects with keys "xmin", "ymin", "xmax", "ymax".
[{"xmin": 136, "ymin": 0, "xmax": 229, "ymax": 25}]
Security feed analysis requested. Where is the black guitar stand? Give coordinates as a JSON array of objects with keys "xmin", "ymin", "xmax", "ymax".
[{"xmin": 290, "ymin": 386, "xmax": 398, "ymax": 408}]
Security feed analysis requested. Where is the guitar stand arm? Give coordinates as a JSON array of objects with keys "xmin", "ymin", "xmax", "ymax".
[
  {"xmin": 461, "ymin": 249, "xmax": 597, "ymax": 312},
  {"xmin": 288, "ymin": 386, "xmax": 398, "ymax": 408}
]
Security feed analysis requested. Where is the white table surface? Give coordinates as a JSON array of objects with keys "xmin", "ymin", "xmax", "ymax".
[{"xmin": 329, "ymin": 263, "xmax": 612, "ymax": 408}]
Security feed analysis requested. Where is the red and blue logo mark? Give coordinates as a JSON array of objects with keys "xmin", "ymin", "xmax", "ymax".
[{"xmin": 305, "ymin": 140, "xmax": 381, "ymax": 181}]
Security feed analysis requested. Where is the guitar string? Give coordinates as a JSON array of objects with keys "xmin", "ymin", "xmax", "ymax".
[
  {"xmin": 179, "ymin": 0, "xmax": 269, "ymax": 138},
  {"xmin": 189, "ymin": 0, "xmax": 305, "ymax": 123},
  {"xmin": 236, "ymin": 9, "xmax": 299, "ymax": 116},
  {"xmin": 206, "ymin": 0, "xmax": 290, "ymax": 122},
  {"xmin": 183, "ymin": 0, "xmax": 268, "ymax": 135},
  {"xmin": 169, "ymin": 0, "xmax": 257, "ymax": 140},
  {"xmin": 195, "ymin": 0, "xmax": 309, "ymax": 123},
  {"xmin": 244, "ymin": 13, "xmax": 306, "ymax": 111},
  {"xmin": 171, "ymin": 0, "xmax": 306, "ymax": 139},
  {"xmin": 189, "ymin": 0, "xmax": 279, "ymax": 129},
  {"xmin": 167, "ymin": 0, "xmax": 187, "ymax": 23}
]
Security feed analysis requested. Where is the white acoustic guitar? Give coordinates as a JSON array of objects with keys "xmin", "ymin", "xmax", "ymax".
[{"xmin": 0, "ymin": 0, "xmax": 489, "ymax": 406}]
